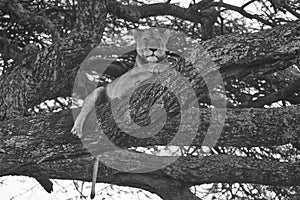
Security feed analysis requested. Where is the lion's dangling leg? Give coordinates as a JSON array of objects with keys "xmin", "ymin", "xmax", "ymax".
[{"xmin": 71, "ymin": 87, "xmax": 104, "ymax": 138}]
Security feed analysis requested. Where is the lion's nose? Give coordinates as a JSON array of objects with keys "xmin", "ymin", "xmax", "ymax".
[{"xmin": 149, "ymin": 48, "xmax": 157, "ymax": 52}]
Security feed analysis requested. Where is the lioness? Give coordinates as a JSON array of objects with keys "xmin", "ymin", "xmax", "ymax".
[{"xmin": 71, "ymin": 28, "xmax": 171, "ymax": 199}]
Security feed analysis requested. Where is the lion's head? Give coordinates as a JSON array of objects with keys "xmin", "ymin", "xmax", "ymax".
[{"xmin": 133, "ymin": 28, "xmax": 170, "ymax": 63}]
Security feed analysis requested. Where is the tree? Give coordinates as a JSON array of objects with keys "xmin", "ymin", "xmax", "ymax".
[{"xmin": 0, "ymin": 0, "xmax": 300, "ymax": 199}]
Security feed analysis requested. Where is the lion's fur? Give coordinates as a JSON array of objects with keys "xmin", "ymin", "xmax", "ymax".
[
  {"xmin": 71, "ymin": 28, "xmax": 171, "ymax": 199},
  {"xmin": 106, "ymin": 28, "xmax": 170, "ymax": 99}
]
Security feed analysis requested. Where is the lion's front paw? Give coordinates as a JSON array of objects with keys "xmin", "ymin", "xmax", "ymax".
[
  {"xmin": 71, "ymin": 117, "xmax": 84, "ymax": 138},
  {"xmin": 149, "ymin": 63, "xmax": 169, "ymax": 74}
]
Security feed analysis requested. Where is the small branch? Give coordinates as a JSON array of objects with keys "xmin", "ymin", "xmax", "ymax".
[
  {"xmin": 241, "ymin": 0, "xmax": 257, "ymax": 9},
  {"xmin": 282, "ymin": 3, "xmax": 300, "ymax": 19},
  {"xmin": 196, "ymin": 1, "xmax": 277, "ymax": 27},
  {"xmin": 241, "ymin": 78, "xmax": 300, "ymax": 108}
]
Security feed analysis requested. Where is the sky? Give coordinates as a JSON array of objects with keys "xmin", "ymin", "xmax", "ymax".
[{"xmin": 1, "ymin": 176, "xmax": 160, "ymax": 200}]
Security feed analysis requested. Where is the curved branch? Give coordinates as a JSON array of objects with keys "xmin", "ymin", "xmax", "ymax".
[
  {"xmin": 107, "ymin": 1, "xmax": 276, "ymax": 27},
  {"xmin": 208, "ymin": 2, "xmax": 276, "ymax": 27},
  {"xmin": 107, "ymin": 1, "xmax": 205, "ymax": 23}
]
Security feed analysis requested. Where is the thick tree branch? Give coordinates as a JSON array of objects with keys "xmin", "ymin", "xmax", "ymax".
[
  {"xmin": 0, "ymin": 20, "xmax": 299, "ymax": 122},
  {"xmin": 201, "ymin": 20, "xmax": 300, "ymax": 79},
  {"xmin": 107, "ymin": 1, "xmax": 206, "ymax": 24},
  {"xmin": 96, "ymin": 153, "xmax": 300, "ymax": 186},
  {"xmin": 0, "ymin": 100, "xmax": 299, "ymax": 197},
  {"xmin": 0, "ymin": 106, "xmax": 299, "ymax": 153},
  {"xmin": 166, "ymin": 155, "xmax": 300, "ymax": 186},
  {"xmin": 1, "ymin": 148, "xmax": 299, "ymax": 191}
]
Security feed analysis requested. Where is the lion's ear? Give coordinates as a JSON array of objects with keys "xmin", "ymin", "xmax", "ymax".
[
  {"xmin": 132, "ymin": 29, "xmax": 143, "ymax": 41},
  {"xmin": 163, "ymin": 29, "xmax": 171, "ymax": 41}
]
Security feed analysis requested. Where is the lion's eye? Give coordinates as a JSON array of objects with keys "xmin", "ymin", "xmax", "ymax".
[{"xmin": 143, "ymin": 38, "xmax": 149, "ymax": 42}]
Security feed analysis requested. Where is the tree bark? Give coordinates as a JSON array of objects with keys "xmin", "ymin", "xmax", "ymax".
[
  {"xmin": 0, "ymin": 101, "xmax": 299, "ymax": 198},
  {"xmin": 0, "ymin": 2, "xmax": 300, "ymax": 199},
  {"xmin": 0, "ymin": 20, "xmax": 299, "ymax": 120},
  {"xmin": 1, "ymin": 147, "xmax": 299, "ymax": 191},
  {"xmin": 0, "ymin": 106, "xmax": 299, "ymax": 154},
  {"xmin": 0, "ymin": 0, "xmax": 108, "ymax": 120}
]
